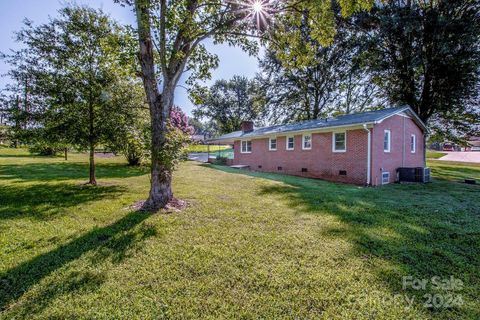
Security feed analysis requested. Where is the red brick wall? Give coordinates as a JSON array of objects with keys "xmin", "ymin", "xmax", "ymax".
[
  {"xmin": 371, "ymin": 115, "xmax": 425, "ymax": 185},
  {"xmin": 231, "ymin": 115, "xmax": 425, "ymax": 186},
  {"xmin": 233, "ymin": 129, "xmax": 369, "ymax": 184}
]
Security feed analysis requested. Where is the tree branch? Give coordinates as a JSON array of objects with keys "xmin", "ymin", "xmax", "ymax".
[{"xmin": 159, "ymin": 0, "xmax": 168, "ymax": 79}]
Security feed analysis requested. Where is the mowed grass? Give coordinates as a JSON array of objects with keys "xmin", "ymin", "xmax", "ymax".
[
  {"xmin": 426, "ymin": 150, "xmax": 447, "ymax": 159},
  {"xmin": 186, "ymin": 144, "xmax": 230, "ymax": 153},
  {"xmin": 0, "ymin": 149, "xmax": 479, "ymax": 319}
]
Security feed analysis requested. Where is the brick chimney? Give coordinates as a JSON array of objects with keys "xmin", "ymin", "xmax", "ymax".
[{"xmin": 240, "ymin": 121, "xmax": 254, "ymax": 133}]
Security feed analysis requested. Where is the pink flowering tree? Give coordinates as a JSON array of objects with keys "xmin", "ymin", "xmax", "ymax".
[
  {"xmin": 170, "ymin": 106, "xmax": 194, "ymax": 135},
  {"xmin": 154, "ymin": 106, "xmax": 194, "ymax": 173}
]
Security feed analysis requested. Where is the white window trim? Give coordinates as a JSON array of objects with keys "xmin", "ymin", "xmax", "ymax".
[
  {"xmin": 384, "ymin": 130, "xmax": 391, "ymax": 153},
  {"xmin": 240, "ymin": 140, "xmax": 252, "ymax": 154},
  {"xmin": 269, "ymin": 137, "xmax": 277, "ymax": 151},
  {"xmin": 302, "ymin": 134, "xmax": 312, "ymax": 150},
  {"xmin": 332, "ymin": 131, "xmax": 347, "ymax": 153},
  {"xmin": 411, "ymin": 134, "xmax": 416, "ymax": 153},
  {"xmin": 382, "ymin": 171, "xmax": 390, "ymax": 185},
  {"xmin": 286, "ymin": 136, "xmax": 294, "ymax": 150}
]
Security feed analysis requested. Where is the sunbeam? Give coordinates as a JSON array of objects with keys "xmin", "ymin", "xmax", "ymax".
[{"xmin": 227, "ymin": 0, "xmax": 276, "ymax": 31}]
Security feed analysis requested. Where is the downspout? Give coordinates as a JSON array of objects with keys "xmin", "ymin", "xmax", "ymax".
[
  {"xmin": 402, "ymin": 116, "xmax": 406, "ymax": 167},
  {"xmin": 423, "ymin": 134, "xmax": 427, "ymax": 167},
  {"xmin": 363, "ymin": 124, "xmax": 371, "ymax": 186}
]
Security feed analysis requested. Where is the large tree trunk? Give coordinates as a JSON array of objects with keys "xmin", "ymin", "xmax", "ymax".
[
  {"xmin": 147, "ymin": 156, "xmax": 172, "ymax": 209},
  {"xmin": 135, "ymin": 0, "xmax": 174, "ymax": 210},
  {"xmin": 144, "ymin": 85, "xmax": 175, "ymax": 210}
]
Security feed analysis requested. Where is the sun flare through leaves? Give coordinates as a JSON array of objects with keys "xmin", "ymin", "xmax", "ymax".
[{"xmin": 228, "ymin": 0, "xmax": 276, "ymax": 31}]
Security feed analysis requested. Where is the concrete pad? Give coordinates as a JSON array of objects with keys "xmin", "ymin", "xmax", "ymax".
[{"xmin": 230, "ymin": 165, "xmax": 250, "ymax": 169}]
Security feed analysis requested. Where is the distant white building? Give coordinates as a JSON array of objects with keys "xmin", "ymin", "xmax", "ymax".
[{"xmin": 467, "ymin": 137, "xmax": 480, "ymax": 151}]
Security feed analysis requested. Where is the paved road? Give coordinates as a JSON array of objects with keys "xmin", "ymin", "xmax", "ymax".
[
  {"xmin": 188, "ymin": 152, "xmax": 209, "ymax": 162},
  {"xmin": 438, "ymin": 152, "xmax": 480, "ymax": 163}
]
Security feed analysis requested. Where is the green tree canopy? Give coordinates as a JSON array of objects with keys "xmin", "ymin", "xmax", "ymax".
[
  {"xmin": 3, "ymin": 5, "xmax": 142, "ymax": 184},
  {"xmin": 352, "ymin": 0, "xmax": 480, "ymax": 130},
  {"xmin": 193, "ymin": 75, "xmax": 265, "ymax": 134},
  {"xmin": 258, "ymin": 17, "xmax": 381, "ymax": 123}
]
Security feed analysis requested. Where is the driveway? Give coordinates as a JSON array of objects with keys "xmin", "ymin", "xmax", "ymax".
[
  {"xmin": 188, "ymin": 152, "xmax": 209, "ymax": 162},
  {"xmin": 438, "ymin": 152, "xmax": 480, "ymax": 163}
]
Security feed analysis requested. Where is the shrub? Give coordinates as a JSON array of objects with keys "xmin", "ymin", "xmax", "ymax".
[
  {"xmin": 29, "ymin": 142, "xmax": 61, "ymax": 156},
  {"xmin": 123, "ymin": 132, "xmax": 145, "ymax": 166}
]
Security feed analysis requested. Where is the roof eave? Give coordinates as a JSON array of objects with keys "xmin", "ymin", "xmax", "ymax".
[{"xmin": 209, "ymin": 122, "xmax": 376, "ymax": 143}]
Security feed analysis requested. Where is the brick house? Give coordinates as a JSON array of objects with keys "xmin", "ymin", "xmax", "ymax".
[{"xmin": 209, "ymin": 106, "xmax": 427, "ymax": 186}]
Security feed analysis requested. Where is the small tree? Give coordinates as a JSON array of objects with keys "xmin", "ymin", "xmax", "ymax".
[
  {"xmin": 3, "ymin": 6, "xmax": 139, "ymax": 184},
  {"xmin": 106, "ymin": 79, "xmax": 150, "ymax": 166},
  {"xmin": 0, "ymin": 124, "xmax": 9, "ymax": 146}
]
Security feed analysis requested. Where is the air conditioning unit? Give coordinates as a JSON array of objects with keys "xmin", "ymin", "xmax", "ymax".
[
  {"xmin": 397, "ymin": 167, "xmax": 416, "ymax": 182},
  {"xmin": 415, "ymin": 167, "xmax": 431, "ymax": 183},
  {"xmin": 397, "ymin": 167, "xmax": 430, "ymax": 183}
]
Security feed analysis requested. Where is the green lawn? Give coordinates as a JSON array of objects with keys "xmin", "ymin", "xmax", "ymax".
[
  {"xmin": 186, "ymin": 144, "xmax": 230, "ymax": 153},
  {"xmin": 186, "ymin": 144, "xmax": 234, "ymax": 159},
  {"xmin": 427, "ymin": 150, "xmax": 447, "ymax": 159},
  {"xmin": 1, "ymin": 149, "xmax": 479, "ymax": 319}
]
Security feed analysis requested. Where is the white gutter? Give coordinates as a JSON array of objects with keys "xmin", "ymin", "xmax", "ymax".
[{"xmin": 363, "ymin": 124, "xmax": 371, "ymax": 186}]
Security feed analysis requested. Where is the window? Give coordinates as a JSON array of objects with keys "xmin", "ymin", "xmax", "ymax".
[
  {"xmin": 286, "ymin": 136, "xmax": 294, "ymax": 150},
  {"xmin": 302, "ymin": 134, "xmax": 312, "ymax": 150},
  {"xmin": 241, "ymin": 140, "xmax": 252, "ymax": 153},
  {"xmin": 269, "ymin": 137, "xmax": 277, "ymax": 151},
  {"xmin": 384, "ymin": 130, "xmax": 391, "ymax": 152},
  {"xmin": 333, "ymin": 132, "xmax": 346, "ymax": 152},
  {"xmin": 410, "ymin": 134, "xmax": 416, "ymax": 153},
  {"xmin": 382, "ymin": 172, "xmax": 390, "ymax": 185}
]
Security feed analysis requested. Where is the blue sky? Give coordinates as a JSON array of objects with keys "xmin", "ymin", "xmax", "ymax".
[{"xmin": 0, "ymin": 0, "xmax": 259, "ymax": 115}]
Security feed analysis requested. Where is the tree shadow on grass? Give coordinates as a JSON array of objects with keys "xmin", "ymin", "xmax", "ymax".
[
  {"xmin": 0, "ymin": 162, "xmax": 149, "ymax": 182},
  {"xmin": 0, "ymin": 183, "xmax": 125, "ymax": 220},
  {"xmin": 206, "ymin": 164, "xmax": 480, "ymax": 317},
  {"xmin": 0, "ymin": 210, "xmax": 156, "ymax": 313},
  {"xmin": 7, "ymin": 270, "xmax": 108, "ymax": 319},
  {"xmin": 0, "ymin": 154, "xmax": 57, "ymax": 158}
]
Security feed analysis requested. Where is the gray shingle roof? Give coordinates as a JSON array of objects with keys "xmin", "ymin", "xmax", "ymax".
[{"xmin": 208, "ymin": 106, "xmax": 425, "ymax": 143}]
